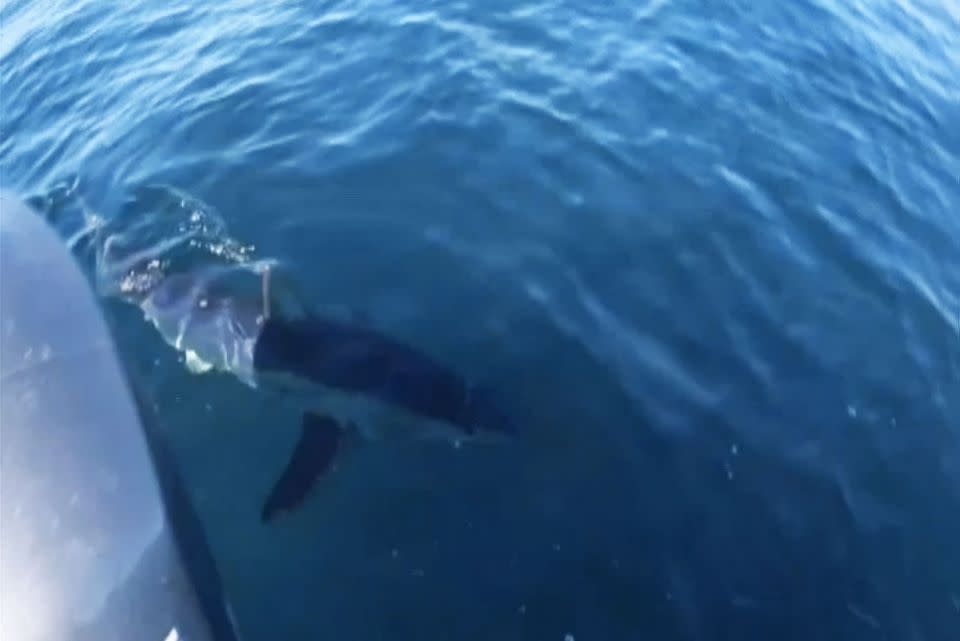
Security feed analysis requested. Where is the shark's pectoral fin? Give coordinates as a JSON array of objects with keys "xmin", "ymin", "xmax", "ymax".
[{"xmin": 261, "ymin": 412, "xmax": 343, "ymax": 522}]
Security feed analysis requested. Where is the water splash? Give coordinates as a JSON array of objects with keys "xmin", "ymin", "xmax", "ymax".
[
  {"xmin": 31, "ymin": 179, "xmax": 309, "ymax": 381},
  {"xmin": 29, "ymin": 179, "xmax": 258, "ymax": 303},
  {"xmin": 91, "ymin": 183, "xmax": 256, "ymax": 302},
  {"xmin": 26, "ymin": 174, "xmax": 105, "ymax": 255}
]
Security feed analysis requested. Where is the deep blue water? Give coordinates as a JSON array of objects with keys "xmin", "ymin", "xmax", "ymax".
[{"xmin": 3, "ymin": 0, "xmax": 960, "ymax": 639}]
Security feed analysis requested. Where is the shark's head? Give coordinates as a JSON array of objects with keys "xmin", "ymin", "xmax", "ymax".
[{"xmin": 139, "ymin": 266, "xmax": 266, "ymax": 385}]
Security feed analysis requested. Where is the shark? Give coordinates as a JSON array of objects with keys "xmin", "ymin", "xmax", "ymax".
[{"xmin": 132, "ymin": 262, "xmax": 515, "ymax": 521}]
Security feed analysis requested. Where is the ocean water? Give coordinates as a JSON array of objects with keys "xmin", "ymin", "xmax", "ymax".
[{"xmin": 2, "ymin": 0, "xmax": 960, "ymax": 639}]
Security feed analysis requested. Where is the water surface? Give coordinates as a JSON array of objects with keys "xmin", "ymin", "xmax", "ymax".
[{"xmin": 2, "ymin": 0, "xmax": 959, "ymax": 639}]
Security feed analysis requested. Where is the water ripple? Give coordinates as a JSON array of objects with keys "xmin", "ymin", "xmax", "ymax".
[{"xmin": 3, "ymin": 0, "xmax": 959, "ymax": 639}]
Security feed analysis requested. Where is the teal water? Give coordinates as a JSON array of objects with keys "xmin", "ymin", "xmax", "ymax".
[{"xmin": 3, "ymin": 1, "xmax": 960, "ymax": 639}]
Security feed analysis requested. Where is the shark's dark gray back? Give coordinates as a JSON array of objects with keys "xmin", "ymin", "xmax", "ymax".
[{"xmin": 254, "ymin": 316, "xmax": 516, "ymax": 435}]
